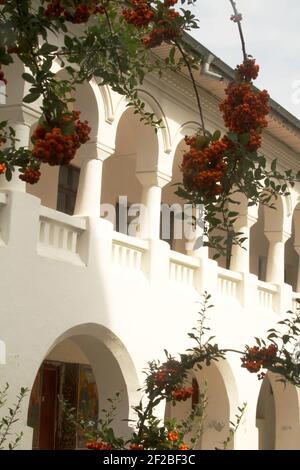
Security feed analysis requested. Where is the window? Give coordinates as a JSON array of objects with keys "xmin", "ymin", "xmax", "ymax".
[{"xmin": 57, "ymin": 165, "xmax": 80, "ymax": 215}]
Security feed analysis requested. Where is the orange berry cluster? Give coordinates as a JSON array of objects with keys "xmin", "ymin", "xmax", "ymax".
[
  {"xmin": 241, "ymin": 344, "xmax": 278, "ymax": 374},
  {"xmin": 181, "ymin": 135, "xmax": 228, "ymax": 198},
  {"xmin": 179, "ymin": 443, "xmax": 189, "ymax": 450},
  {"xmin": 236, "ymin": 58, "xmax": 259, "ymax": 82},
  {"xmin": 31, "ymin": 111, "xmax": 91, "ymax": 166},
  {"xmin": 153, "ymin": 360, "xmax": 181, "ymax": 389},
  {"xmin": 0, "ymin": 163, "xmax": 6, "ymax": 175},
  {"xmin": 129, "ymin": 443, "xmax": 144, "ymax": 450},
  {"xmin": 19, "ymin": 168, "xmax": 41, "ymax": 184},
  {"xmin": 167, "ymin": 431, "xmax": 179, "ymax": 442},
  {"xmin": 86, "ymin": 440, "xmax": 113, "ymax": 450},
  {"xmin": 143, "ymin": 11, "xmax": 180, "ymax": 48},
  {"xmin": 171, "ymin": 387, "xmax": 193, "ymax": 402},
  {"xmin": 44, "ymin": 0, "xmax": 105, "ymax": 23},
  {"xmin": 123, "ymin": 1, "xmax": 154, "ymax": 28},
  {"xmin": 220, "ymin": 59, "xmax": 270, "ymax": 152}
]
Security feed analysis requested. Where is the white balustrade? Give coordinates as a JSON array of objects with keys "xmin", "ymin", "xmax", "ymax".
[
  {"xmin": 112, "ymin": 231, "xmax": 148, "ymax": 273},
  {"xmin": 169, "ymin": 251, "xmax": 198, "ymax": 288},
  {"xmin": 38, "ymin": 206, "xmax": 86, "ymax": 265},
  {"xmin": 257, "ymin": 280, "xmax": 277, "ymax": 312},
  {"xmin": 217, "ymin": 267, "xmax": 242, "ymax": 301}
]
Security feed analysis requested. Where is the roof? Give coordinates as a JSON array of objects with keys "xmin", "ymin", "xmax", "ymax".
[{"xmin": 179, "ymin": 32, "xmax": 300, "ymax": 156}]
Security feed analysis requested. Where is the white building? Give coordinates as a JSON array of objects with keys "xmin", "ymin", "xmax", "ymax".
[{"xmin": 1, "ymin": 35, "xmax": 300, "ymax": 450}]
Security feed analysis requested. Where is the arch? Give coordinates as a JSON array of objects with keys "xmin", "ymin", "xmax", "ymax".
[
  {"xmin": 165, "ymin": 359, "xmax": 239, "ymax": 450},
  {"xmin": 171, "ymin": 121, "xmax": 200, "ymax": 157},
  {"xmin": 27, "ymin": 323, "xmax": 140, "ymax": 449},
  {"xmin": 113, "ymin": 89, "xmax": 171, "ymax": 155},
  {"xmin": 256, "ymin": 373, "xmax": 300, "ymax": 450}
]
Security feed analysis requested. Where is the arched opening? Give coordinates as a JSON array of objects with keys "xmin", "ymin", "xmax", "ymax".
[
  {"xmin": 27, "ymin": 338, "xmax": 98, "ymax": 450},
  {"xmin": 27, "ymin": 324, "xmax": 139, "ymax": 450},
  {"xmin": 165, "ymin": 363, "xmax": 232, "ymax": 450},
  {"xmin": 285, "ymin": 202, "xmax": 300, "ymax": 292},
  {"xmin": 256, "ymin": 373, "xmax": 300, "ymax": 450},
  {"xmin": 101, "ymin": 106, "xmax": 159, "ymax": 236},
  {"xmin": 250, "ymin": 204, "xmax": 268, "ymax": 280},
  {"xmin": 26, "ymin": 72, "xmax": 100, "ymax": 214},
  {"xmin": 256, "ymin": 375, "xmax": 276, "ymax": 450},
  {"xmin": 161, "ymin": 139, "xmax": 189, "ymax": 253}
]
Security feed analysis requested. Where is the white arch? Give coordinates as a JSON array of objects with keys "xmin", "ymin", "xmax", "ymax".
[{"xmin": 113, "ymin": 90, "xmax": 171, "ymax": 155}]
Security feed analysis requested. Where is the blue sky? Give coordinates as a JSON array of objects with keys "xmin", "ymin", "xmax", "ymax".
[{"xmin": 188, "ymin": 0, "xmax": 300, "ymax": 119}]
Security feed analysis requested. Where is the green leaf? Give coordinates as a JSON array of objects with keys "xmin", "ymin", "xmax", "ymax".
[
  {"xmin": 271, "ymin": 159, "xmax": 277, "ymax": 172},
  {"xmin": 212, "ymin": 130, "xmax": 221, "ymax": 141},
  {"xmin": 39, "ymin": 43, "xmax": 58, "ymax": 56},
  {"xmin": 22, "ymin": 73, "xmax": 35, "ymax": 84},
  {"xmin": 23, "ymin": 92, "xmax": 40, "ymax": 103}
]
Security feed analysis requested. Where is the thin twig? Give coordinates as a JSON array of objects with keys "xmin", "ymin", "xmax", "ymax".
[
  {"xmin": 175, "ymin": 40, "xmax": 206, "ymax": 135},
  {"xmin": 229, "ymin": 0, "xmax": 247, "ymax": 62}
]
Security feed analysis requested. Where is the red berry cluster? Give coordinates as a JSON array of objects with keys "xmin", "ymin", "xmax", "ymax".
[
  {"xmin": 181, "ymin": 135, "xmax": 228, "ymax": 199},
  {"xmin": 220, "ymin": 59, "xmax": 270, "ymax": 152},
  {"xmin": 153, "ymin": 360, "xmax": 181, "ymax": 389},
  {"xmin": 123, "ymin": 1, "xmax": 154, "ymax": 28},
  {"xmin": 241, "ymin": 344, "xmax": 278, "ymax": 374},
  {"xmin": 143, "ymin": 11, "xmax": 180, "ymax": 48},
  {"xmin": 0, "ymin": 163, "xmax": 6, "ymax": 175},
  {"xmin": 179, "ymin": 443, "xmax": 189, "ymax": 450},
  {"xmin": 86, "ymin": 440, "xmax": 113, "ymax": 450},
  {"xmin": 171, "ymin": 387, "xmax": 193, "ymax": 402},
  {"xmin": 19, "ymin": 168, "xmax": 41, "ymax": 184},
  {"xmin": 236, "ymin": 58, "xmax": 259, "ymax": 82},
  {"xmin": 44, "ymin": 0, "xmax": 105, "ymax": 23},
  {"xmin": 129, "ymin": 443, "xmax": 144, "ymax": 450},
  {"xmin": 31, "ymin": 111, "xmax": 91, "ymax": 166},
  {"xmin": 167, "ymin": 431, "xmax": 179, "ymax": 442}
]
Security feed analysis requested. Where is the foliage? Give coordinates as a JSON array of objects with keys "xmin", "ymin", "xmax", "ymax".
[
  {"xmin": 63, "ymin": 294, "xmax": 300, "ymax": 450},
  {"xmin": 0, "ymin": 383, "xmax": 28, "ymax": 450},
  {"xmin": 0, "ymin": 1, "xmax": 298, "ymax": 259}
]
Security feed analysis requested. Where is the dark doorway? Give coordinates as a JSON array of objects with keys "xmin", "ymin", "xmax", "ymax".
[{"xmin": 39, "ymin": 364, "xmax": 60, "ymax": 450}]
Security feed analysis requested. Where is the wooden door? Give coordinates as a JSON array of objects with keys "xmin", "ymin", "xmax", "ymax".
[{"xmin": 39, "ymin": 365, "xmax": 59, "ymax": 449}]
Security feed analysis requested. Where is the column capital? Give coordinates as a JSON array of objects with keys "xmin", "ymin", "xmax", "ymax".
[
  {"xmin": 136, "ymin": 170, "xmax": 171, "ymax": 188},
  {"xmin": 77, "ymin": 141, "xmax": 115, "ymax": 161},
  {"xmin": 0, "ymin": 103, "xmax": 40, "ymax": 127},
  {"xmin": 265, "ymin": 230, "xmax": 291, "ymax": 244}
]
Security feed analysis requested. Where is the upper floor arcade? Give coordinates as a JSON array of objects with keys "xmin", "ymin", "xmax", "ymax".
[{"xmin": 1, "ymin": 44, "xmax": 300, "ymax": 315}]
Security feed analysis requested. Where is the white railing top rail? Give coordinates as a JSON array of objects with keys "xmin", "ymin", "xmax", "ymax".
[
  {"xmin": 217, "ymin": 267, "xmax": 243, "ymax": 282},
  {"xmin": 257, "ymin": 280, "xmax": 278, "ymax": 293},
  {"xmin": 39, "ymin": 205, "xmax": 87, "ymax": 231},
  {"xmin": 169, "ymin": 250, "xmax": 199, "ymax": 269},
  {"xmin": 112, "ymin": 231, "xmax": 149, "ymax": 251}
]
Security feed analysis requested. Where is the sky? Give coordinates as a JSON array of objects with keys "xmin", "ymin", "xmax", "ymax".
[{"xmin": 188, "ymin": 0, "xmax": 300, "ymax": 119}]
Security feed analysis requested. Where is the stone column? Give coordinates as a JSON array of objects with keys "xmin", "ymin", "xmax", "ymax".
[
  {"xmin": 0, "ymin": 105, "xmax": 38, "ymax": 192},
  {"xmin": 136, "ymin": 171, "xmax": 171, "ymax": 240},
  {"xmin": 74, "ymin": 143, "xmax": 114, "ymax": 217},
  {"xmin": 230, "ymin": 213, "xmax": 258, "ymax": 273},
  {"xmin": 265, "ymin": 231, "xmax": 290, "ymax": 284}
]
